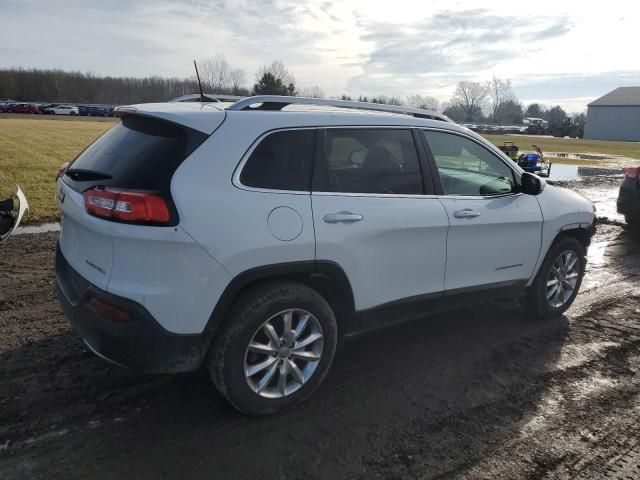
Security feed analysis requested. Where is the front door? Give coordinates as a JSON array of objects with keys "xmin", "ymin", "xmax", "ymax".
[{"xmin": 421, "ymin": 129, "xmax": 543, "ymax": 292}]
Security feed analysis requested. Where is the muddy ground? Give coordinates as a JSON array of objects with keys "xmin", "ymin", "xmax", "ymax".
[{"xmin": 1, "ymin": 174, "xmax": 640, "ymax": 479}]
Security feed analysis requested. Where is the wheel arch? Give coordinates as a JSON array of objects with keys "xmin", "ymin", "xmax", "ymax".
[
  {"xmin": 204, "ymin": 261, "xmax": 356, "ymax": 342},
  {"xmin": 528, "ymin": 223, "xmax": 594, "ymax": 287},
  {"xmin": 553, "ymin": 223, "xmax": 594, "ymax": 251}
]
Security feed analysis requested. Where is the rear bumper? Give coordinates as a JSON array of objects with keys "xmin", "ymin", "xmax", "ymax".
[{"xmin": 55, "ymin": 243, "xmax": 210, "ymax": 373}]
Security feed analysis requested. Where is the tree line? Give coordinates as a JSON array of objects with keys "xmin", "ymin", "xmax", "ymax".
[
  {"xmin": 0, "ymin": 58, "xmax": 584, "ymax": 130},
  {"xmin": 440, "ymin": 77, "xmax": 586, "ymax": 129},
  {"xmin": 0, "ymin": 57, "xmax": 304, "ymax": 104}
]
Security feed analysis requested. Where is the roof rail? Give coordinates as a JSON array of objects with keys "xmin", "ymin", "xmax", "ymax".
[
  {"xmin": 227, "ymin": 95, "xmax": 452, "ymax": 122},
  {"xmin": 168, "ymin": 93, "xmax": 245, "ymax": 103}
]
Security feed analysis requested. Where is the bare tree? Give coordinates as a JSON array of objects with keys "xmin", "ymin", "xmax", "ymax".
[
  {"xmin": 300, "ymin": 85, "xmax": 325, "ymax": 98},
  {"xmin": 486, "ymin": 76, "xmax": 514, "ymax": 121},
  {"xmin": 257, "ymin": 60, "xmax": 296, "ymax": 87},
  {"xmin": 405, "ymin": 94, "xmax": 440, "ymax": 111},
  {"xmin": 228, "ymin": 68, "xmax": 246, "ymax": 95},
  {"xmin": 52, "ymin": 69, "xmax": 66, "ymax": 102},
  {"xmin": 200, "ymin": 55, "xmax": 230, "ymax": 93},
  {"xmin": 451, "ymin": 81, "xmax": 488, "ymax": 122}
]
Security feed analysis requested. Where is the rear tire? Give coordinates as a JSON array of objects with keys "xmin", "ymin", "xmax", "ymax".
[
  {"xmin": 209, "ymin": 281, "xmax": 337, "ymax": 415},
  {"xmin": 625, "ymin": 215, "xmax": 640, "ymax": 230},
  {"xmin": 523, "ymin": 237, "xmax": 586, "ymax": 318}
]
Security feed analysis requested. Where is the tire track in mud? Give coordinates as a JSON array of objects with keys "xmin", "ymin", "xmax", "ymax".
[{"xmin": 346, "ymin": 297, "xmax": 640, "ymax": 480}]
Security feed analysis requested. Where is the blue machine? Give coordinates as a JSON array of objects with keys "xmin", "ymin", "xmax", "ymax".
[
  {"xmin": 517, "ymin": 146, "xmax": 552, "ymax": 178},
  {"xmin": 518, "ymin": 153, "xmax": 543, "ymax": 172}
]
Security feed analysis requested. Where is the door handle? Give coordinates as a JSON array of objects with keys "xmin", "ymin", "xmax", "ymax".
[
  {"xmin": 323, "ymin": 212, "xmax": 363, "ymax": 224},
  {"xmin": 453, "ymin": 209, "xmax": 481, "ymax": 219}
]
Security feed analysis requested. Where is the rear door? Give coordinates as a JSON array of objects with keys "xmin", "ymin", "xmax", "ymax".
[
  {"xmin": 420, "ymin": 129, "xmax": 543, "ymax": 292},
  {"xmin": 311, "ymin": 128, "xmax": 449, "ymax": 320}
]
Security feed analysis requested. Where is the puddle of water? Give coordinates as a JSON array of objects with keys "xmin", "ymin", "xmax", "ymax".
[
  {"xmin": 545, "ymin": 152, "xmax": 616, "ymax": 161},
  {"xmin": 581, "ymin": 186, "xmax": 624, "ymax": 222},
  {"xmin": 546, "ymin": 164, "xmax": 623, "ymax": 181},
  {"xmin": 547, "ymin": 164, "xmax": 580, "ymax": 181},
  {"xmin": 13, "ymin": 222, "xmax": 60, "ymax": 235},
  {"xmin": 587, "ymin": 241, "xmax": 609, "ymax": 267}
]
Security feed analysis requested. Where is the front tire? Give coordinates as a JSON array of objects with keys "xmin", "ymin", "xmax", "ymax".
[
  {"xmin": 209, "ymin": 281, "xmax": 338, "ymax": 415},
  {"xmin": 524, "ymin": 237, "xmax": 586, "ymax": 318}
]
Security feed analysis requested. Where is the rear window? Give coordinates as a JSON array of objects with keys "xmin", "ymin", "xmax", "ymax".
[
  {"xmin": 65, "ymin": 115, "xmax": 205, "ymax": 192},
  {"xmin": 240, "ymin": 130, "xmax": 315, "ymax": 191}
]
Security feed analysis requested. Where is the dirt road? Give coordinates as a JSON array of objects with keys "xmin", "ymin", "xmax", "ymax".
[{"xmin": 1, "ymin": 177, "xmax": 639, "ymax": 479}]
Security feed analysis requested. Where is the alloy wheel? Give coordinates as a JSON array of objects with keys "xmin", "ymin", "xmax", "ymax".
[
  {"xmin": 244, "ymin": 309, "xmax": 324, "ymax": 399},
  {"xmin": 546, "ymin": 250, "xmax": 580, "ymax": 308}
]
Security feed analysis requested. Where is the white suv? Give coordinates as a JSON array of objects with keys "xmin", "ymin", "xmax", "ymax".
[{"xmin": 55, "ymin": 96, "xmax": 595, "ymax": 414}]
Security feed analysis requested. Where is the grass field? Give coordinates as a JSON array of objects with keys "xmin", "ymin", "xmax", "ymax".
[
  {"xmin": 1, "ymin": 116, "xmax": 639, "ymax": 224},
  {"xmin": 484, "ymin": 134, "xmax": 640, "ymax": 160},
  {"xmin": 0, "ymin": 117, "xmax": 114, "ymax": 224}
]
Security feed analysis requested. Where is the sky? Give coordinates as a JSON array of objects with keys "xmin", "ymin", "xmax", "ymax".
[{"xmin": 1, "ymin": 0, "xmax": 639, "ymax": 113}]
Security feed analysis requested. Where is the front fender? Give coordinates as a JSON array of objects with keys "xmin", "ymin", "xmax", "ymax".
[{"xmin": 528, "ymin": 185, "xmax": 595, "ymax": 284}]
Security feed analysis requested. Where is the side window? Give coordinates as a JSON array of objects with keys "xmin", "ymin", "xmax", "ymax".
[
  {"xmin": 422, "ymin": 130, "xmax": 515, "ymax": 196},
  {"xmin": 321, "ymin": 129, "xmax": 423, "ymax": 195},
  {"xmin": 240, "ymin": 130, "xmax": 315, "ymax": 191}
]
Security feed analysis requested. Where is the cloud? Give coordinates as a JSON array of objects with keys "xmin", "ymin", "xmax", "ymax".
[
  {"xmin": 515, "ymin": 70, "xmax": 640, "ymax": 101},
  {"xmin": 1, "ymin": 0, "xmax": 638, "ymax": 112},
  {"xmin": 352, "ymin": 9, "xmax": 572, "ymax": 79}
]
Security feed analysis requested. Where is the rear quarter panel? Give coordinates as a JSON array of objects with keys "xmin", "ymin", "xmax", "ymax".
[{"xmin": 171, "ymin": 115, "xmax": 316, "ymax": 278}]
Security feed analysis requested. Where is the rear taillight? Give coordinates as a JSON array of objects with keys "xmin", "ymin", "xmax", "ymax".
[
  {"xmin": 624, "ymin": 167, "xmax": 640, "ymax": 179},
  {"xmin": 84, "ymin": 187, "xmax": 170, "ymax": 224}
]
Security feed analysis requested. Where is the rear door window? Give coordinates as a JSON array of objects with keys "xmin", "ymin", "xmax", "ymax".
[
  {"xmin": 317, "ymin": 129, "xmax": 424, "ymax": 195},
  {"xmin": 240, "ymin": 129, "xmax": 315, "ymax": 191}
]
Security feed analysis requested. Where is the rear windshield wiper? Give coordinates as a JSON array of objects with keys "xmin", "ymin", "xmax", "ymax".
[{"xmin": 65, "ymin": 168, "xmax": 113, "ymax": 181}]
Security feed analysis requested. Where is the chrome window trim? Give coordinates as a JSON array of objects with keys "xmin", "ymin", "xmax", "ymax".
[
  {"xmin": 233, "ymin": 125, "xmax": 440, "ymax": 197},
  {"xmin": 311, "ymin": 191, "xmax": 440, "ymax": 199}
]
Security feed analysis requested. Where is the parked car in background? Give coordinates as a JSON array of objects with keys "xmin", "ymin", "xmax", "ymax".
[
  {"xmin": 0, "ymin": 103, "xmax": 13, "ymax": 113},
  {"xmin": 618, "ymin": 166, "xmax": 640, "ymax": 228},
  {"xmin": 8, "ymin": 103, "xmax": 39, "ymax": 114},
  {"xmin": 50, "ymin": 105, "xmax": 79, "ymax": 116},
  {"xmin": 78, "ymin": 105, "xmax": 114, "ymax": 117},
  {"xmin": 55, "ymin": 95, "xmax": 596, "ymax": 415},
  {"xmin": 39, "ymin": 103, "xmax": 59, "ymax": 114}
]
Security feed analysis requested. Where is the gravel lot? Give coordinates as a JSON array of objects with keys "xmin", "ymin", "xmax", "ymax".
[{"xmin": 1, "ymin": 175, "xmax": 639, "ymax": 479}]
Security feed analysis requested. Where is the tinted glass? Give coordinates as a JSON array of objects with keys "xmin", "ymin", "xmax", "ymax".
[
  {"xmin": 69, "ymin": 117, "xmax": 187, "ymax": 189},
  {"xmin": 65, "ymin": 115, "xmax": 204, "ymax": 193},
  {"xmin": 321, "ymin": 129, "xmax": 423, "ymax": 194},
  {"xmin": 422, "ymin": 131, "xmax": 515, "ymax": 196},
  {"xmin": 241, "ymin": 130, "xmax": 315, "ymax": 191}
]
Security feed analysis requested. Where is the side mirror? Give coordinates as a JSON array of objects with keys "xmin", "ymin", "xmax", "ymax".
[{"xmin": 520, "ymin": 172, "xmax": 543, "ymax": 195}]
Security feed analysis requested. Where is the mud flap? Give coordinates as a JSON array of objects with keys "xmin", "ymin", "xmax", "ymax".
[{"xmin": 0, "ymin": 186, "xmax": 29, "ymax": 244}]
